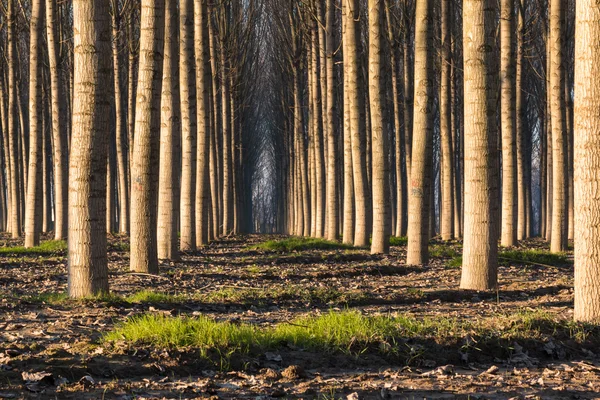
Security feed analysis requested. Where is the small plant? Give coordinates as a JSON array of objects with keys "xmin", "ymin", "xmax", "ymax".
[
  {"xmin": 124, "ymin": 290, "xmax": 183, "ymax": 304},
  {"xmin": 429, "ymin": 243, "xmax": 459, "ymax": 258}
]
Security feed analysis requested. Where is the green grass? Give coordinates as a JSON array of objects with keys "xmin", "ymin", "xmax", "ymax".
[
  {"xmin": 253, "ymin": 237, "xmax": 353, "ymax": 252},
  {"xmin": 446, "ymin": 248, "xmax": 570, "ymax": 269},
  {"xmin": 498, "ymin": 249, "xmax": 570, "ymax": 267},
  {"xmin": 104, "ymin": 309, "xmax": 600, "ymax": 369},
  {"xmin": 429, "ymin": 243, "xmax": 460, "ymax": 258},
  {"xmin": 0, "ymin": 240, "xmax": 67, "ymax": 256},
  {"xmin": 199, "ymin": 286, "xmax": 367, "ymax": 306},
  {"xmin": 124, "ymin": 290, "xmax": 184, "ymax": 304},
  {"xmin": 389, "ymin": 236, "xmax": 408, "ymax": 247}
]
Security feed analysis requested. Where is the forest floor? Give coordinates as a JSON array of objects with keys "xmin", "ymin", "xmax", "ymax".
[{"xmin": 0, "ymin": 233, "xmax": 599, "ymax": 399}]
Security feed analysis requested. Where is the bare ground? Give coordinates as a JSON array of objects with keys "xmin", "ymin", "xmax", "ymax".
[{"xmin": 0, "ymin": 234, "xmax": 598, "ymax": 399}]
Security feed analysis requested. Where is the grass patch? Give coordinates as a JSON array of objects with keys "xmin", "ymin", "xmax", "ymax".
[
  {"xmin": 124, "ymin": 290, "xmax": 183, "ymax": 304},
  {"xmin": 198, "ymin": 286, "xmax": 367, "ymax": 306},
  {"xmin": 104, "ymin": 309, "xmax": 600, "ymax": 369},
  {"xmin": 0, "ymin": 240, "xmax": 67, "ymax": 257},
  {"xmin": 499, "ymin": 249, "xmax": 570, "ymax": 267},
  {"xmin": 253, "ymin": 237, "xmax": 353, "ymax": 252},
  {"xmin": 429, "ymin": 243, "xmax": 460, "ymax": 258},
  {"xmin": 389, "ymin": 236, "xmax": 408, "ymax": 247}
]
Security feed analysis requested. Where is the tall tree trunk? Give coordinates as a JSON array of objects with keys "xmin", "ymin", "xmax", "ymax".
[
  {"xmin": 312, "ymin": 5, "xmax": 326, "ymax": 238},
  {"xmin": 195, "ymin": 0, "xmax": 211, "ymax": 246},
  {"xmin": 46, "ymin": 0, "xmax": 68, "ymax": 240},
  {"xmin": 325, "ymin": 0, "xmax": 339, "ymax": 241},
  {"xmin": 111, "ymin": 1, "xmax": 130, "ymax": 235},
  {"xmin": 550, "ymin": 0, "xmax": 568, "ymax": 253},
  {"xmin": 342, "ymin": 2, "xmax": 355, "ymax": 245},
  {"xmin": 573, "ymin": 0, "xmax": 600, "ymax": 321},
  {"xmin": 460, "ymin": 0, "xmax": 499, "ymax": 291},
  {"xmin": 179, "ymin": 0, "xmax": 197, "ymax": 250},
  {"xmin": 68, "ymin": 0, "xmax": 112, "ymax": 297},
  {"xmin": 24, "ymin": 0, "xmax": 45, "ymax": 248},
  {"xmin": 440, "ymin": 0, "xmax": 454, "ymax": 241},
  {"xmin": 157, "ymin": 0, "xmax": 181, "ymax": 260},
  {"xmin": 369, "ymin": 0, "xmax": 390, "ymax": 254},
  {"xmin": 500, "ymin": 0, "xmax": 517, "ymax": 247},
  {"xmin": 7, "ymin": 0, "xmax": 21, "ymax": 239},
  {"xmin": 345, "ymin": 0, "xmax": 370, "ymax": 247},
  {"xmin": 406, "ymin": 0, "xmax": 434, "ymax": 264},
  {"xmin": 130, "ymin": 0, "xmax": 165, "ymax": 273},
  {"xmin": 516, "ymin": 10, "xmax": 526, "ymax": 241}
]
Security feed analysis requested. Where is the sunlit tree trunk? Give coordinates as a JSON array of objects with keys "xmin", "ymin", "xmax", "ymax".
[
  {"xmin": 574, "ymin": 0, "xmax": 600, "ymax": 321},
  {"xmin": 130, "ymin": 0, "xmax": 165, "ymax": 273},
  {"xmin": 68, "ymin": 0, "xmax": 111, "ymax": 297},
  {"xmin": 157, "ymin": 0, "xmax": 181, "ymax": 260},
  {"xmin": 345, "ymin": 0, "xmax": 370, "ymax": 247},
  {"xmin": 195, "ymin": 0, "xmax": 211, "ymax": 246},
  {"xmin": 24, "ymin": 0, "xmax": 45, "ymax": 248},
  {"xmin": 179, "ymin": 0, "xmax": 197, "ymax": 250},
  {"xmin": 46, "ymin": 0, "xmax": 68, "ymax": 240},
  {"xmin": 369, "ymin": 0, "xmax": 390, "ymax": 254},
  {"xmin": 550, "ymin": 0, "xmax": 568, "ymax": 253},
  {"xmin": 406, "ymin": 0, "xmax": 434, "ymax": 264},
  {"xmin": 460, "ymin": 0, "xmax": 499, "ymax": 291},
  {"xmin": 342, "ymin": 2, "xmax": 355, "ymax": 245},
  {"xmin": 440, "ymin": 0, "xmax": 454, "ymax": 241},
  {"xmin": 500, "ymin": 0, "xmax": 517, "ymax": 247},
  {"xmin": 7, "ymin": 0, "xmax": 21, "ymax": 239},
  {"xmin": 325, "ymin": 0, "xmax": 339, "ymax": 241}
]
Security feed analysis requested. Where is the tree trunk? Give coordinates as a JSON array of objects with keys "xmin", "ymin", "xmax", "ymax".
[
  {"xmin": 7, "ymin": 0, "xmax": 21, "ymax": 239},
  {"xmin": 68, "ymin": 0, "xmax": 112, "ymax": 297},
  {"xmin": 157, "ymin": 0, "xmax": 181, "ymax": 260},
  {"xmin": 573, "ymin": 0, "xmax": 600, "ymax": 321},
  {"xmin": 325, "ymin": 0, "xmax": 338, "ymax": 241},
  {"xmin": 46, "ymin": 0, "xmax": 68, "ymax": 240},
  {"xmin": 368, "ymin": 0, "xmax": 390, "ymax": 254},
  {"xmin": 111, "ymin": 2, "xmax": 130, "ymax": 235},
  {"xmin": 550, "ymin": 0, "xmax": 568, "ymax": 253},
  {"xmin": 24, "ymin": 0, "xmax": 45, "ymax": 248},
  {"xmin": 406, "ymin": 0, "xmax": 434, "ymax": 264},
  {"xmin": 345, "ymin": 0, "xmax": 370, "ymax": 247},
  {"xmin": 195, "ymin": 0, "xmax": 211, "ymax": 246},
  {"xmin": 460, "ymin": 0, "xmax": 499, "ymax": 291},
  {"xmin": 130, "ymin": 0, "xmax": 165, "ymax": 273},
  {"xmin": 179, "ymin": 0, "xmax": 197, "ymax": 250},
  {"xmin": 500, "ymin": 0, "xmax": 517, "ymax": 247}
]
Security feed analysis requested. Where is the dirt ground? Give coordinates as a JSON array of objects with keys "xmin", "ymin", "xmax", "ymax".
[{"xmin": 0, "ymin": 234, "xmax": 598, "ymax": 399}]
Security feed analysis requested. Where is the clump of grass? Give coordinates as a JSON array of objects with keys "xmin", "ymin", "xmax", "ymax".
[
  {"xmin": 104, "ymin": 309, "xmax": 600, "ymax": 369},
  {"xmin": 429, "ymin": 243, "xmax": 459, "ymax": 258},
  {"xmin": 0, "ymin": 240, "xmax": 67, "ymax": 256},
  {"xmin": 499, "ymin": 249, "xmax": 570, "ymax": 267},
  {"xmin": 253, "ymin": 237, "xmax": 353, "ymax": 252},
  {"xmin": 104, "ymin": 314, "xmax": 260, "ymax": 354},
  {"xmin": 389, "ymin": 236, "xmax": 408, "ymax": 247},
  {"xmin": 448, "ymin": 256, "xmax": 462, "ymax": 268}
]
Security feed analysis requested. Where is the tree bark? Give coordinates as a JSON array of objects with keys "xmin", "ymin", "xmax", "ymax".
[
  {"xmin": 500, "ymin": 0, "xmax": 517, "ymax": 247},
  {"xmin": 406, "ymin": 0, "xmax": 434, "ymax": 264},
  {"xmin": 460, "ymin": 0, "xmax": 499, "ymax": 291},
  {"xmin": 574, "ymin": 0, "xmax": 600, "ymax": 321},
  {"xmin": 157, "ymin": 0, "xmax": 181, "ymax": 260},
  {"xmin": 24, "ymin": 0, "xmax": 45, "ymax": 248},
  {"xmin": 130, "ymin": 0, "xmax": 165, "ymax": 273},
  {"xmin": 550, "ymin": 0, "xmax": 568, "ymax": 253},
  {"xmin": 68, "ymin": 0, "xmax": 112, "ymax": 297}
]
